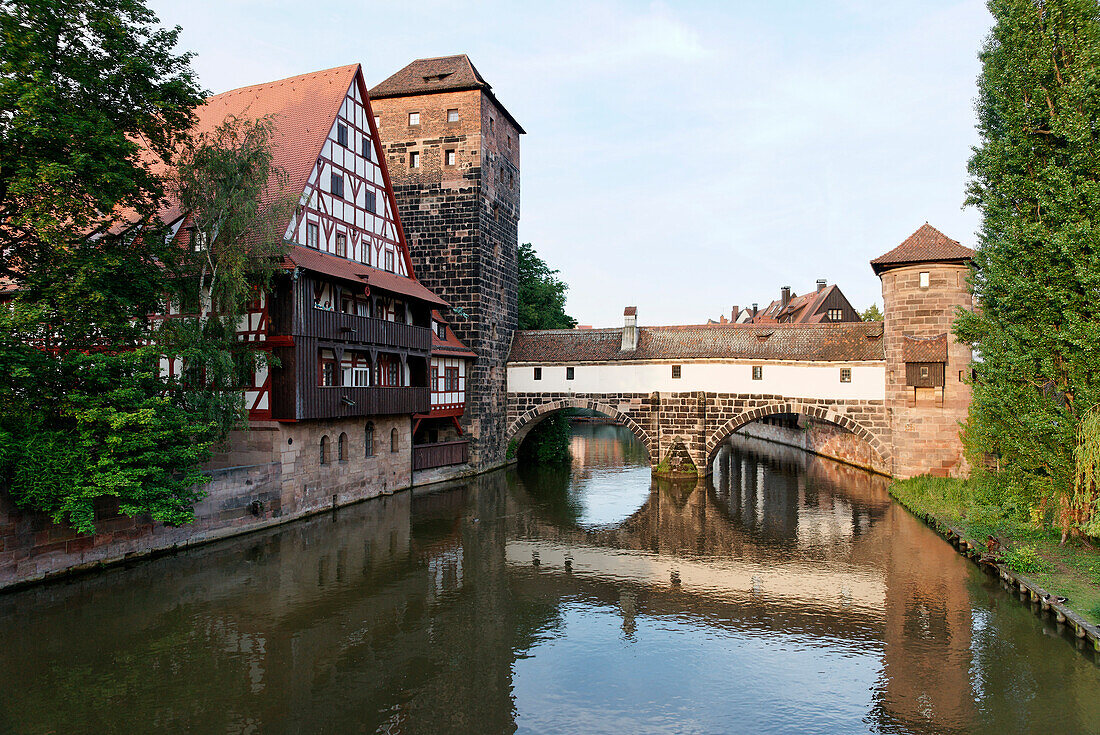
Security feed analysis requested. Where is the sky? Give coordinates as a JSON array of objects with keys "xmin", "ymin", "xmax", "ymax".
[{"xmin": 149, "ymin": 0, "xmax": 993, "ymax": 327}]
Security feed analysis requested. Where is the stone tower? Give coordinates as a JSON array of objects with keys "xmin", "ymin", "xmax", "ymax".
[
  {"xmin": 370, "ymin": 56, "xmax": 522, "ymax": 470},
  {"xmin": 872, "ymin": 224, "xmax": 974, "ymax": 479}
]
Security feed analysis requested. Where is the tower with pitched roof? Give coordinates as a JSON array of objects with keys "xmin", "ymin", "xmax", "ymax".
[
  {"xmin": 370, "ymin": 55, "xmax": 523, "ymax": 470},
  {"xmin": 872, "ymin": 224, "xmax": 975, "ymax": 478}
]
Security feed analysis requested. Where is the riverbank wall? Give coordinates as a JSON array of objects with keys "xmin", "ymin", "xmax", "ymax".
[{"xmin": 736, "ymin": 416, "xmax": 890, "ymax": 475}]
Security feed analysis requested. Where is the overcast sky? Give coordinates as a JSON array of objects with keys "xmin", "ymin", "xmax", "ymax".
[{"xmin": 150, "ymin": 0, "xmax": 992, "ymax": 327}]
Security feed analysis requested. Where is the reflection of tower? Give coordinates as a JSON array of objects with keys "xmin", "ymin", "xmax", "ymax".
[
  {"xmin": 370, "ymin": 56, "xmax": 522, "ymax": 471},
  {"xmin": 873, "ymin": 225, "xmax": 974, "ymax": 478}
]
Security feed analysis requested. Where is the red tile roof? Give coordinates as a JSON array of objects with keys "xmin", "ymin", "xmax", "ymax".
[
  {"xmin": 510, "ymin": 322, "xmax": 885, "ymax": 363},
  {"xmin": 284, "ymin": 245, "xmax": 447, "ymax": 306},
  {"xmin": 431, "ymin": 310, "xmax": 476, "ymax": 358},
  {"xmin": 871, "ymin": 224, "xmax": 974, "ymax": 274},
  {"xmin": 902, "ymin": 333, "xmax": 948, "ymax": 362}
]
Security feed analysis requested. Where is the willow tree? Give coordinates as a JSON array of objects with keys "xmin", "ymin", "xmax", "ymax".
[{"xmin": 956, "ymin": 0, "xmax": 1100, "ymax": 538}]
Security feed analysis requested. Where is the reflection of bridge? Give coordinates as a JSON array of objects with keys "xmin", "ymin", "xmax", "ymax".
[{"xmin": 505, "ymin": 226, "xmax": 979, "ymax": 479}]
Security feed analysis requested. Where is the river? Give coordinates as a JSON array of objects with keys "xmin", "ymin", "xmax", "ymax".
[{"xmin": 1, "ymin": 423, "xmax": 1097, "ymax": 734}]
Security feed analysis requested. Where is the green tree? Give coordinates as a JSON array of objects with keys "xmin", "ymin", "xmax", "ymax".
[
  {"xmin": 956, "ymin": 0, "xmax": 1100, "ymax": 538},
  {"xmin": 518, "ymin": 242, "xmax": 576, "ymax": 330},
  {"xmin": 0, "ymin": 0, "xmax": 204, "ymax": 342},
  {"xmin": 861, "ymin": 303, "xmax": 883, "ymax": 321}
]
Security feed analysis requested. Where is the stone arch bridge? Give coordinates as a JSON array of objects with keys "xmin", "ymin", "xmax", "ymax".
[{"xmin": 506, "ymin": 320, "xmax": 893, "ymax": 475}]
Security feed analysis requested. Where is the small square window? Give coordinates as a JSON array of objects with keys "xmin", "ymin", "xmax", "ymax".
[
  {"xmin": 919, "ymin": 271, "xmax": 930, "ymax": 288},
  {"xmin": 445, "ymin": 149, "xmax": 456, "ymax": 166},
  {"xmin": 566, "ymin": 367, "xmax": 575, "ymax": 380},
  {"xmin": 336, "ymin": 123, "xmax": 348, "ymax": 147},
  {"xmin": 410, "ymin": 151, "xmax": 420, "ymax": 168},
  {"xmin": 306, "ymin": 222, "xmax": 319, "ymax": 249},
  {"xmin": 840, "ymin": 368, "xmax": 852, "ymax": 383},
  {"xmin": 920, "ymin": 365, "xmax": 930, "ymax": 380},
  {"xmin": 330, "ymin": 173, "xmax": 344, "ymax": 198},
  {"xmin": 362, "ymin": 137, "xmax": 371, "ymax": 161},
  {"xmin": 752, "ymin": 365, "xmax": 763, "ymax": 380},
  {"xmin": 364, "ymin": 189, "xmax": 376, "ymax": 214},
  {"xmin": 672, "ymin": 365, "xmax": 682, "ymax": 379},
  {"xmin": 447, "ymin": 109, "xmax": 459, "ymax": 123},
  {"xmin": 533, "ymin": 367, "xmax": 542, "ymax": 381},
  {"xmin": 408, "ymin": 112, "xmax": 420, "ymax": 126},
  {"xmin": 336, "ymin": 233, "xmax": 347, "ymax": 258}
]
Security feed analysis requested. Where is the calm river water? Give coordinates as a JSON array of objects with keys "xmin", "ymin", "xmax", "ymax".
[{"xmin": 1, "ymin": 423, "xmax": 1098, "ymax": 734}]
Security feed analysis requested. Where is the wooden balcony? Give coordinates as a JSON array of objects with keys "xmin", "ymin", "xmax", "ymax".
[
  {"xmin": 297, "ymin": 386, "xmax": 430, "ymax": 421},
  {"xmin": 296, "ymin": 308, "xmax": 430, "ymax": 352},
  {"xmin": 413, "ymin": 440, "xmax": 469, "ymax": 471}
]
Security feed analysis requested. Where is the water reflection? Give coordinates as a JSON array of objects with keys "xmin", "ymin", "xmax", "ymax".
[{"xmin": 0, "ymin": 424, "xmax": 1097, "ymax": 734}]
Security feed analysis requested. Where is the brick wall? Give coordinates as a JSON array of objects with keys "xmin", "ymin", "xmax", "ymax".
[
  {"xmin": 372, "ymin": 88, "xmax": 520, "ymax": 472},
  {"xmin": 737, "ymin": 418, "xmax": 890, "ymax": 474},
  {"xmin": 0, "ymin": 415, "xmax": 411, "ymax": 590},
  {"xmin": 880, "ymin": 263, "xmax": 972, "ymax": 478}
]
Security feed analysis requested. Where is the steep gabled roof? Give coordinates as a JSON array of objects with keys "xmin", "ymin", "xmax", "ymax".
[
  {"xmin": 751, "ymin": 284, "xmax": 856, "ymax": 324},
  {"xmin": 509, "ymin": 322, "xmax": 885, "ymax": 364},
  {"xmin": 431, "ymin": 310, "xmax": 476, "ymax": 358},
  {"xmin": 871, "ymin": 224, "xmax": 974, "ymax": 274}
]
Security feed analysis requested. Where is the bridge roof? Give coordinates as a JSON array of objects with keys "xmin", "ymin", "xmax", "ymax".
[{"xmin": 509, "ymin": 322, "xmax": 885, "ymax": 363}]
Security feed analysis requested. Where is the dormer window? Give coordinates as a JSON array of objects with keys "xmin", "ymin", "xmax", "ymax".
[
  {"xmin": 436, "ymin": 322, "xmax": 446, "ymax": 340},
  {"xmin": 336, "ymin": 123, "xmax": 348, "ymax": 147}
]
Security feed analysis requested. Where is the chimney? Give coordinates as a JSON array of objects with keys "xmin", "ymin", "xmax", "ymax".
[
  {"xmin": 731, "ymin": 305, "xmax": 738, "ymax": 322},
  {"xmin": 621, "ymin": 306, "xmax": 638, "ymax": 352},
  {"xmin": 752, "ymin": 303, "xmax": 758, "ymax": 317},
  {"xmin": 781, "ymin": 286, "xmax": 791, "ymax": 309},
  {"xmin": 816, "ymin": 279, "xmax": 827, "ymax": 293}
]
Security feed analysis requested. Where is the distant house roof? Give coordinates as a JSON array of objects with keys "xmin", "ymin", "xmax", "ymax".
[
  {"xmin": 283, "ymin": 245, "xmax": 447, "ymax": 306},
  {"xmin": 871, "ymin": 224, "xmax": 974, "ymax": 274},
  {"xmin": 749, "ymin": 284, "xmax": 857, "ymax": 325},
  {"xmin": 431, "ymin": 310, "xmax": 476, "ymax": 358},
  {"xmin": 369, "ymin": 54, "xmax": 526, "ymax": 134},
  {"xmin": 510, "ymin": 322, "xmax": 885, "ymax": 363}
]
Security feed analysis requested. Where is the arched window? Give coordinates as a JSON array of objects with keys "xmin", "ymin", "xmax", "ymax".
[
  {"xmin": 319, "ymin": 435, "xmax": 329, "ymax": 465},
  {"xmin": 365, "ymin": 422, "xmax": 375, "ymax": 457},
  {"xmin": 390, "ymin": 427, "xmax": 399, "ymax": 453},
  {"xmin": 338, "ymin": 432, "xmax": 348, "ymax": 461}
]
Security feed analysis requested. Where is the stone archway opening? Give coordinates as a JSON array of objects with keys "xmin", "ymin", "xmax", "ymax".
[
  {"xmin": 507, "ymin": 398, "xmax": 654, "ymax": 467},
  {"xmin": 705, "ymin": 403, "xmax": 891, "ymax": 476}
]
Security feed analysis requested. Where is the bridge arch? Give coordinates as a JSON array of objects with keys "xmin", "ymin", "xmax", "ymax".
[
  {"xmin": 506, "ymin": 398, "xmax": 655, "ymax": 465},
  {"xmin": 705, "ymin": 400, "xmax": 891, "ymax": 474}
]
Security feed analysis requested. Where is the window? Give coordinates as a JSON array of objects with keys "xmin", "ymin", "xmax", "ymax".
[
  {"xmin": 489, "ymin": 117, "xmax": 494, "ymax": 132},
  {"xmin": 920, "ymin": 366, "xmax": 930, "ymax": 381},
  {"xmin": 444, "ymin": 366, "xmax": 459, "ymax": 392},
  {"xmin": 840, "ymin": 368, "xmax": 852, "ymax": 383},
  {"xmin": 320, "ymin": 361, "xmax": 336, "ymax": 386},
  {"xmin": 827, "ymin": 309, "xmax": 843, "ymax": 321},
  {"xmin": 320, "ymin": 435, "xmax": 329, "ymax": 465},
  {"xmin": 362, "ymin": 136, "xmax": 372, "ymax": 161},
  {"xmin": 445, "ymin": 149, "xmax": 456, "ymax": 166},
  {"xmin": 408, "ymin": 111, "xmax": 420, "ymax": 126},
  {"xmin": 919, "ymin": 271, "xmax": 930, "ymax": 288},
  {"xmin": 384, "ymin": 250, "xmax": 395, "ymax": 273},
  {"xmin": 374, "ymin": 114, "xmax": 381, "ymax": 129},
  {"xmin": 306, "ymin": 222, "xmax": 319, "ymax": 249},
  {"xmin": 752, "ymin": 365, "xmax": 763, "ymax": 380},
  {"xmin": 190, "ymin": 229, "xmax": 207, "ymax": 252},
  {"xmin": 336, "ymin": 233, "xmax": 347, "ymax": 258},
  {"xmin": 533, "ymin": 367, "xmax": 542, "ymax": 381},
  {"xmin": 365, "ymin": 422, "xmax": 375, "ymax": 457},
  {"xmin": 566, "ymin": 366, "xmax": 575, "ymax": 380},
  {"xmin": 387, "ymin": 359, "xmax": 400, "ymax": 387},
  {"xmin": 447, "ymin": 109, "xmax": 459, "ymax": 123},
  {"xmin": 672, "ymin": 365, "xmax": 682, "ymax": 379},
  {"xmin": 507, "ymin": 134, "xmax": 512, "ymax": 148},
  {"xmin": 391, "ymin": 428, "xmax": 399, "ymax": 453},
  {"xmin": 331, "ymin": 172, "xmax": 344, "ymax": 198},
  {"xmin": 338, "ymin": 432, "xmax": 348, "ymax": 461},
  {"xmin": 364, "ymin": 190, "xmax": 376, "ymax": 214},
  {"xmin": 409, "ymin": 151, "xmax": 420, "ymax": 168},
  {"xmin": 437, "ymin": 322, "xmax": 446, "ymax": 340},
  {"xmin": 336, "ymin": 123, "xmax": 348, "ymax": 147}
]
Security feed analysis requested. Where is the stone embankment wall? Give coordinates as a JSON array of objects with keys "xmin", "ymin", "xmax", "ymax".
[
  {"xmin": 736, "ymin": 418, "xmax": 890, "ymax": 475},
  {"xmin": 0, "ymin": 416, "xmax": 411, "ymax": 591}
]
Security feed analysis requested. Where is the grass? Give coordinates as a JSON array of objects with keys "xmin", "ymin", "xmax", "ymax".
[{"xmin": 889, "ymin": 475, "xmax": 1100, "ymax": 625}]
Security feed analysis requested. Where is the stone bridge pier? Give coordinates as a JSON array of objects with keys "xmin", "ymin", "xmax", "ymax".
[{"xmin": 506, "ymin": 391, "xmax": 891, "ymax": 476}]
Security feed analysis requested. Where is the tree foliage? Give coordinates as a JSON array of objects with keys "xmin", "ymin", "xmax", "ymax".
[
  {"xmin": 861, "ymin": 303, "xmax": 883, "ymax": 322},
  {"xmin": 956, "ymin": 0, "xmax": 1100, "ymax": 538},
  {"xmin": 518, "ymin": 242, "xmax": 576, "ymax": 330}
]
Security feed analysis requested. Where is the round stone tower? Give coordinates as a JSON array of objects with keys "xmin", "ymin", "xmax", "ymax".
[{"xmin": 872, "ymin": 224, "xmax": 974, "ymax": 479}]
